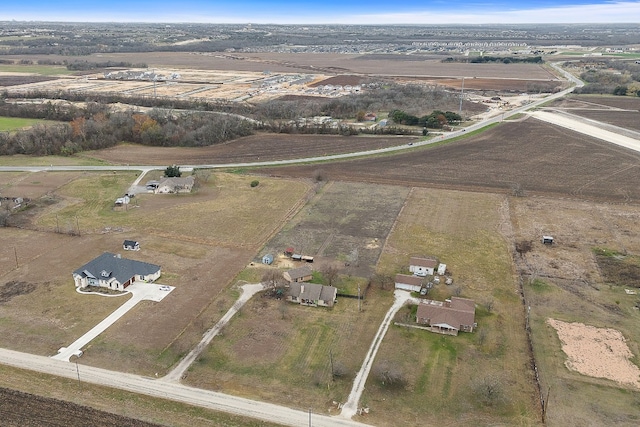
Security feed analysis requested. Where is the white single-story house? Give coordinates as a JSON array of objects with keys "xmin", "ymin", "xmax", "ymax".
[
  {"xmin": 123, "ymin": 240, "xmax": 140, "ymax": 251},
  {"xmin": 287, "ymin": 282, "xmax": 337, "ymax": 308},
  {"xmin": 395, "ymin": 274, "xmax": 423, "ymax": 292},
  {"xmin": 72, "ymin": 252, "xmax": 161, "ymax": 291},
  {"xmin": 155, "ymin": 176, "xmax": 195, "ymax": 194},
  {"xmin": 410, "ymin": 257, "xmax": 438, "ymax": 277}
]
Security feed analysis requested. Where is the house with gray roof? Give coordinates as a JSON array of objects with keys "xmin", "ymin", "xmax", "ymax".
[
  {"xmin": 287, "ymin": 282, "xmax": 337, "ymax": 308},
  {"xmin": 72, "ymin": 252, "xmax": 161, "ymax": 292},
  {"xmin": 155, "ymin": 176, "xmax": 195, "ymax": 194}
]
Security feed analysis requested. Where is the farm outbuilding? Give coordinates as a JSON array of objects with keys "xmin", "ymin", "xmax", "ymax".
[
  {"xmin": 262, "ymin": 254, "xmax": 274, "ymax": 265},
  {"xmin": 283, "ymin": 266, "xmax": 313, "ymax": 283},
  {"xmin": 395, "ymin": 274, "xmax": 423, "ymax": 292},
  {"xmin": 123, "ymin": 240, "xmax": 140, "ymax": 251},
  {"xmin": 542, "ymin": 235, "xmax": 554, "ymax": 245},
  {"xmin": 410, "ymin": 257, "xmax": 438, "ymax": 277}
]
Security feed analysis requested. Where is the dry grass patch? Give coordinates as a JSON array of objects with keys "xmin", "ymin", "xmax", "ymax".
[{"xmin": 513, "ymin": 196, "xmax": 640, "ymax": 426}]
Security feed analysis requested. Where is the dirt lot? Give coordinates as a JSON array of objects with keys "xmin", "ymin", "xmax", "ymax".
[
  {"xmin": 261, "ymin": 181, "xmax": 410, "ymax": 277},
  {"xmin": 81, "ymin": 134, "xmax": 417, "ymax": 166},
  {"xmin": 407, "ymin": 76, "xmax": 564, "ymax": 92},
  {"xmin": 261, "ymin": 117, "xmax": 640, "ymax": 202},
  {"xmin": 547, "ymin": 319, "xmax": 640, "ymax": 388}
]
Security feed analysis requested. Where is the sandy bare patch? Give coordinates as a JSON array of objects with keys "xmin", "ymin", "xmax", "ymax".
[{"xmin": 547, "ymin": 318, "xmax": 640, "ymax": 388}]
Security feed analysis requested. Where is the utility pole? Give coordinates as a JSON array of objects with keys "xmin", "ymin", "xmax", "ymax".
[
  {"xmin": 13, "ymin": 247, "xmax": 18, "ymax": 269},
  {"xmin": 458, "ymin": 77, "xmax": 465, "ymax": 114},
  {"xmin": 308, "ymin": 408, "xmax": 311, "ymax": 427},
  {"xmin": 329, "ymin": 349, "xmax": 334, "ymax": 379},
  {"xmin": 76, "ymin": 216, "xmax": 80, "ymax": 236},
  {"xmin": 75, "ymin": 360, "xmax": 82, "ymax": 392},
  {"xmin": 55, "ymin": 214, "xmax": 60, "ymax": 233},
  {"xmin": 358, "ymin": 285, "xmax": 361, "ymax": 312}
]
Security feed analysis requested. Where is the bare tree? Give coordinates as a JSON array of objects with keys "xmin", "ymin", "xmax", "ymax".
[
  {"xmin": 371, "ymin": 273, "xmax": 394, "ymax": 290},
  {"xmin": 374, "ymin": 360, "xmax": 406, "ymax": 387},
  {"xmin": 472, "ymin": 374, "xmax": 506, "ymax": 406},
  {"xmin": 484, "ymin": 299, "xmax": 495, "ymax": 314},
  {"xmin": 322, "ymin": 265, "xmax": 340, "ymax": 287}
]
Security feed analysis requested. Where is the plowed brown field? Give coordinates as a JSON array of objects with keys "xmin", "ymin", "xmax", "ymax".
[
  {"xmin": 83, "ymin": 134, "xmax": 417, "ymax": 165},
  {"xmin": 259, "ymin": 117, "xmax": 640, "ymax": 203},
  {"xmin": 0, "ymin": 387, "xmax": 161, "ymax": 427}
]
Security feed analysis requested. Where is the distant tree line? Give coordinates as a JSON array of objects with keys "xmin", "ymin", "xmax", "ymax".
[
  {"xmin": 0, "ymin": 103, "xmax": 253, "ymax": 156},
  {"xmin": 572, "ymin": 59, "xmax": 640, "ymax": 96},
  {"xmin": 443, "ymin": 56, "xmax": 543, "ymax": 64}
]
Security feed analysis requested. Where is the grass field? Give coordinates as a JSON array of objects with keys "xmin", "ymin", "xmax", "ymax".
[
  {"xmin": 0, "ymin": 154, "xmax": 110, "ymax": 166},
  {"xmin": 511, "ymin": 196, "xmax": 640, "ymax": 427},
  {"xmin": 0, "ymin": 116, "xmax": 48, "ymax": 131},
  {"xmin": 1, "ymin": 171, "xmax": 312, "ymax": 378},
  {"xmin": 365, "ymin": 188, "xmax": 540, "ymax": 426},
  {"xmin": 0, "ymin": 64, "xmax": 72, "ymax": 76}
]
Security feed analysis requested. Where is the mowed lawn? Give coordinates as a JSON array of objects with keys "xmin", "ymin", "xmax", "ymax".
[
  {"xmin": 367, "ymin": 188, "xmax": 540, "ymax": 426},
  {"xmin": 0, "ymin": 116, "xmax": 48, "ymax": 131}
]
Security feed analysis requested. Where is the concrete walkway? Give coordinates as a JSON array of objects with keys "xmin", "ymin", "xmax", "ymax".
[
  {"xmin": 162, "ymin": 283, "xmax": 264, "ymax": 382},
  {"xmin": 52, "ymin": 282, "xmax": 173, "ymax": 362},
  {"xmin": 340, "ymin": 290, "xmax": 415, "ymax": 418}
]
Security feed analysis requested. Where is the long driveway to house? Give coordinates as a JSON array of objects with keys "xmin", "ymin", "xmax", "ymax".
[
  {"xmin": 162, "ymin": 283, "xmax": 264, "ymax": 382},
  {"xmin": 52, "ymin": 282, "xmax": 173, "ymax": 362},
  {"xmin": 340, "ymin": 290, "xmax": 416, "ymax": 418}
]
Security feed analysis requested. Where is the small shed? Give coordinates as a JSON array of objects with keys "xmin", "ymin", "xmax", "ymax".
[
  {"xmin": 437, "ymin": 263, "xmax": 447, "ymax": 276},
  {"xmin": 123, "ymin": 240, "xmax": 140, "ymax": 251},
  {"xmin": 262, "ymin": 254, "xmax": 274, "ymax": 265},
  {"xmin": 542, "ymin": 236, "xmax": 554, "ymax": 245}
]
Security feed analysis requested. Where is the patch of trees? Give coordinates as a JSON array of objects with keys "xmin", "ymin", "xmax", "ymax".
[
  {"xmin": 0, "ymin": 107, "xmax": 253, "ymax": 156},
  {"xmin": 254, "ymin": 83, "xmax": 464, "ymax": 120},
  {"xmin": 574, "ymin": 59, "xmax": 640, "ymax": 96},
  {"xmin": 4, "ymin": 89, "xmax": 253, "ymax": 116},
  {"xmin": 66, "ymin": 61, "xmax": 148, "ymax": 71},
  {"xmin": 388, "ymin": 109, "xmax": 462, "ymax": 128}
]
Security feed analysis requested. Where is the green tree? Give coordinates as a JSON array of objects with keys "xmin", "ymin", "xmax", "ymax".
[{"xmin": 165, "ymin": 165, "xmax": 181, "ymax": 177}]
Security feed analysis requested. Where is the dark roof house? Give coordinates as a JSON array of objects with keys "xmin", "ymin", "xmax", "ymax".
[
  {"xmin": 287, "ymin": 282, "xmax": 337, "ymax": 307},
  {"xmin": 283, "ymin": 266, "xmax": 313, "ymax": 283},
  {"xmin": 72, "ymin": 252, "xmax": 161, "ymax": 292}
]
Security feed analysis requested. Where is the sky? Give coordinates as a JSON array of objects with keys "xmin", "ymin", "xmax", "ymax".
[{"xmin": 2, "ymin": 1, "xmax": 640, "ymax": 24}]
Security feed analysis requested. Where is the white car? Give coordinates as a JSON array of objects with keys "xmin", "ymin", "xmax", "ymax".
[{"xmin": 159, "ymin": 285, "xmax": 171, "ymax": 291}]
